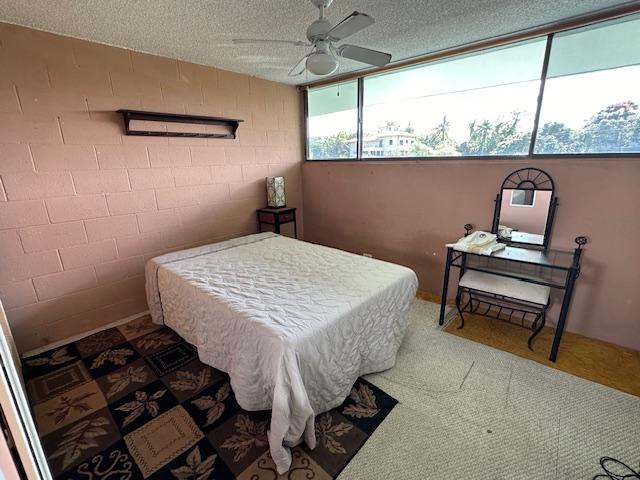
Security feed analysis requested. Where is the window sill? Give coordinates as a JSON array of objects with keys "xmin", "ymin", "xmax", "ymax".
[{"xmin": 305, "ymin": 153, "xmax": 640, "ymax": 162}]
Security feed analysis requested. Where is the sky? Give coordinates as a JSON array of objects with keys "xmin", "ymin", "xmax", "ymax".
[{"xmin": 308, "ymin": 65, "xmax": 640, "ymax": 143}]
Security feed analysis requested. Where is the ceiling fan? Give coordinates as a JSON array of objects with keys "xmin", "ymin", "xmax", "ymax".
[{"xmin": 232, "ymin": 0, "xmax": 392, "ymax": 77}]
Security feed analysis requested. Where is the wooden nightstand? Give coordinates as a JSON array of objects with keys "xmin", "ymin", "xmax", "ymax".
[{"xmin": 257, "ymin": 207, "xmax": 297, "ymax": 238}]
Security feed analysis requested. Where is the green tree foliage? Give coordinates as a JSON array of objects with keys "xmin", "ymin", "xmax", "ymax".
[
  {"xmin": 579, "ymin": 101, "xmax": 639, "ymax": 153},
  {"xmin": 309, "ymin": 101, "xmax": 640, "ymax": 158},
  {"xmin": 417, "ymin": 116, "xmax": 458, "ymax": 156},
  {"xmin": 535, "ymin": 102, "xmax": 640, "ymax": 154},
  {"xmin": 433, "ymin": 116, "xmax": 451, "ymax": 143},
  {"xmin": 459, "ymin": 112, "xmax": 530, "ymax": 155},
  {"xmin": 309, "ymin": 131, "xmax": 355, "ymax": 159},
  {"xmin": 534, "ymin": 122, "xmax": 578, "ymax": 154}
]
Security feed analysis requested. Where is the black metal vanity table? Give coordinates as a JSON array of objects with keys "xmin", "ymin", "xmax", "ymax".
[
  {"xmin": 438, "ymin": 237, "xmax": 586, "ymax": 362},
  {"xmin": 438, "ymin": 168, "xmax": 588, "ymax": 362}
]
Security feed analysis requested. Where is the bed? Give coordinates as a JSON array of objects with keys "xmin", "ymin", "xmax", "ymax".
[{"xmin": 146, "ymin": 233, "xmax": 418, "ymax": 473}]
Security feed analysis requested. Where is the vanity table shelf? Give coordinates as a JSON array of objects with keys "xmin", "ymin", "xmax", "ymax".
[
  {"xmin": 463, "ymin": 245, "xmax": 575, "ymax": 288},
  {"xmin": 438, "ymin": 239, "xmax": 586, "ymax": 362}
]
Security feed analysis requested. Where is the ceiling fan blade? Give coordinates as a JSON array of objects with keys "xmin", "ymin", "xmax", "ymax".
[
  {"xmin": 327, "ymin": 12, "xmax": 375, "ymax": 41},
  {"xmin": 338, "ymin": 44, "xmax": 392, "ymax": 67},
  {"xmin": 232, "ymin": 39, "xmax": 308, "ymax": 47},
  {"xmin": 288, "ymin": 54, "xmax": 311, "ymax": 76}
]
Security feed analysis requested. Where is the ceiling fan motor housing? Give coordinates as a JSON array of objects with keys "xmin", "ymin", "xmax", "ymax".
[{"xmin": 306, "ymin": 18, "xmax": 332, "ymax": 41}]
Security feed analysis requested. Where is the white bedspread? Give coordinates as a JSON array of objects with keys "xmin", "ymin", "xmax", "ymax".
[{"xmin": 145, "ymin": 233, "xmax": 417, "ymax": 473}]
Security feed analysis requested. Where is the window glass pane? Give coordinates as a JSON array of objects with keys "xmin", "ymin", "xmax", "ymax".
[
  {"xmin": 362, "ymin": 38, "xmax": 546, "ymax": 158},
  {"xmin": 307, "ymin": 81, "xmax": 358, "ymax": 159},
  {"xmin": 535, "ymin": 14, "xmax": 640, "ymax": 154}
]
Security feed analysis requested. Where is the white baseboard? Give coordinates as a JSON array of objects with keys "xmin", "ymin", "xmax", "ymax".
[{"xmin": 21, "ymin": 310, "xmax": 150, "ymax": 359}]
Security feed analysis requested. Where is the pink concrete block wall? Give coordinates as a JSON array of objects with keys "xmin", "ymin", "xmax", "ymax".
[
  {"xmin": 0, "ymin": 23, "xmax": 303, "ymax": 352},
  {"xmin": 303, "ymin": 160, "xmax": 640, "ymax": 351}
]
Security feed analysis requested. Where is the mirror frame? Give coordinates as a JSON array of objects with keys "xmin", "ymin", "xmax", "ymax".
[{"xmin": 491, "ymin": 167, "xmax": 558, "ymax": 250}]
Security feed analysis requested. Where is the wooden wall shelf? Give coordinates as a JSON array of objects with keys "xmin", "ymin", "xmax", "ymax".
[{"xmin": 117, "ymin": 109, "xmax": 243, "ymax": 139}]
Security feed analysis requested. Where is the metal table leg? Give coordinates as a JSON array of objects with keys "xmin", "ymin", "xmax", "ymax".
[
  {"xmin": 549, "ymin": 240, "xmax": 585, "ymax": 362},
  {"xmin": 439, "ymin": 247, "xmax": 453, "ymax": 326},
  {"xmin": 549, "ymin": 267, "xmax": 577, "ymax": 362}
]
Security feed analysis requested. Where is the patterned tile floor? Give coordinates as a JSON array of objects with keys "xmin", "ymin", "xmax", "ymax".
[{"xmin": 22, "ymin": 314, "xmax": 397, "ymax": 479}]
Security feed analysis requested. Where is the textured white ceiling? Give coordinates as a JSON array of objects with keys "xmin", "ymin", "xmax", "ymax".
[{"xmin": 0, "ymin": 0, "xmax": 633, "ymax": 85}]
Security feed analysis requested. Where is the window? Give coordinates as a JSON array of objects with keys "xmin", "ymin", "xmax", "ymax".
[
  {"xmin": 306, "ymin": 80, "xmax": 358, "ymax": 159},
  {"xmin": 510, "ymin": 189, "xmax": 536, "ymax": 207},
  {"xmin": 535, "ymin": 14, "xmax": 640, "ymax": 154},
  {"xmin": 304, "ymin": 12, "xmax": 640, "ymax": 160},
  {"xmin": 361, "ymin": 38, "xmax": 546, "ymax": 158}
]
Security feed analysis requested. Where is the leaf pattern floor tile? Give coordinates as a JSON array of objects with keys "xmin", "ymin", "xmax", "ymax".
[{"xmin": 23, "ymin": 318, "xmax": 397, "ymax": 479}]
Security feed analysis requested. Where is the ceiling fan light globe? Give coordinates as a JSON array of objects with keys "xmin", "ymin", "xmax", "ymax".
[{"xmin": 306, "ymin": 52, "xmax": 338, "ymax": 75}]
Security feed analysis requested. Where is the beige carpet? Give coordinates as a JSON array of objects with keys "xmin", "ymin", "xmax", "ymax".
[{"xmin": 339, "ymin": 299, "xmax": 640, "ymax": 479}]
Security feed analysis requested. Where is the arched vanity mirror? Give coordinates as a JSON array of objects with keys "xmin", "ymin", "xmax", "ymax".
[{"xmin": 491, "ymin": 168, "xmax": 558, "ymax": 249}]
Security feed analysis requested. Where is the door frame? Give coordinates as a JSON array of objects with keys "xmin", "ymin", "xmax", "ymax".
[{"xmin": 0, "ymin": 300, "xmax": 51, "ymax": 479}]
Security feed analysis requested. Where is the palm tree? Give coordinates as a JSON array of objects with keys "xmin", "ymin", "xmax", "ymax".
[{"xmin": 434, "ymin": 116, "xmax": 451, "ymax": 143}]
